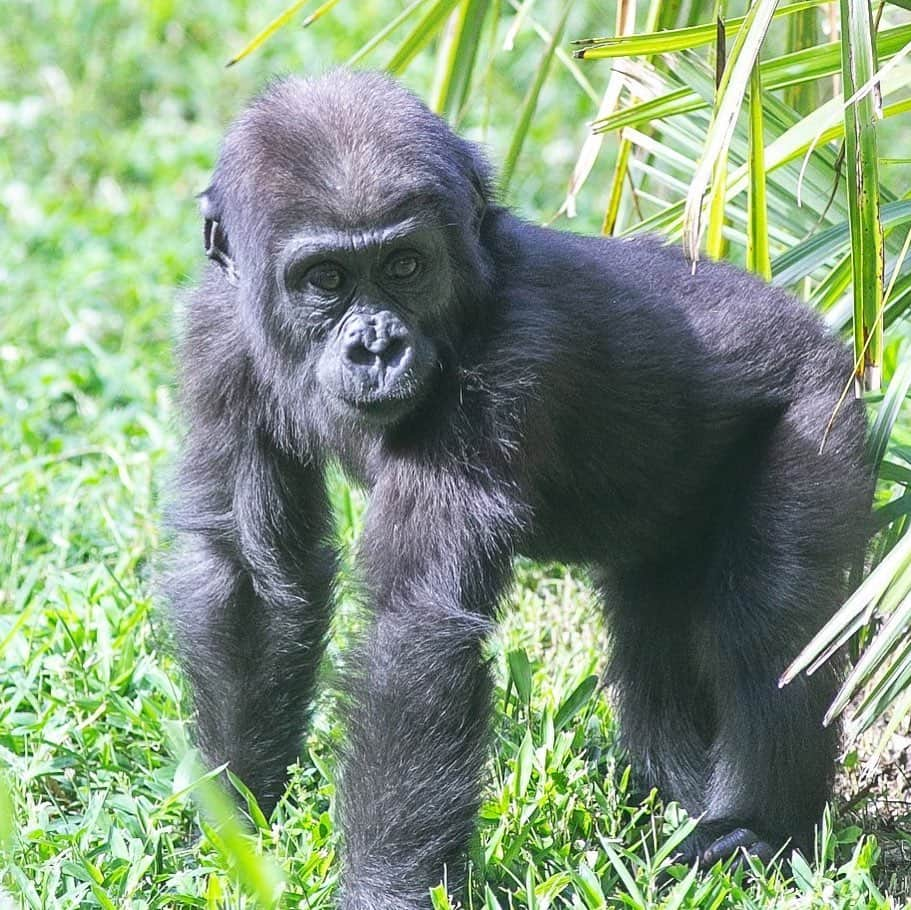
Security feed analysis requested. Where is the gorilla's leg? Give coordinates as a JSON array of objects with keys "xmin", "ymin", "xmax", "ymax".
[
  {"xmin": 340, "ymin": 606, "xmax": 494, "ymax": 908},
  {"xmin": 167, "ymin": 439, "xmax": 335, "ymax": 814},
  {"xmin": 701, "ymin": 400, "xmax": 870, "ymax": 863},
  {"xmin": 698, "ymin": 532, "xmax": 845, "ymax": 853},
  {"xmin": 696, "ymin": 557, "xmax": 842, "ymax": 862},
  {"xmin": 688, "ymin": 397, "xmax": 863, "ymax": 864},
  {"xmin": 603, "ymin": 394, "xmax": 865, "ymax": 867},
  {"xmin": 338, "ymin": 470, "xmax": 518, "ymax": 909},
  {"xmin": 602, "ymin": 557, "xmax": 836, "ymax": 866},
  {"xmin": 600, "ymin": 567, "xmax": 714, "ymax": 820}
]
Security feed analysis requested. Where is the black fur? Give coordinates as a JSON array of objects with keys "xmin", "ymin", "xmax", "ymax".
[{"xmin": 164, "ymin": 70, "xmax": 873, "ymax": 906}]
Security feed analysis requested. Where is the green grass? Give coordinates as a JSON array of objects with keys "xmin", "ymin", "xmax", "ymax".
[{"xmin": 0, "ymin": 1, "xmax": 908, "ymax": 907}]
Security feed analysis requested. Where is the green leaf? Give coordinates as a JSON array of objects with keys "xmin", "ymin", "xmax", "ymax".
[
  {"xmin": 867, "ymin": 355, "xmax": 911, "ymax": 470},
  {"xmin": 386, "ymin": 0, "xmax": 463, "ymax": 75},
  {"xmin": 573, "ymin": 0, "xmax": 826, "ymax": 59},
  {"xmin": 501, "ymin": 0, "xmax": 574, "ymax": 193},
  {"xmin": 771, "ymin": 199, "xmax": 911, "ymax": 286},
  {"xmin": 597, "ymin": 836, "xmax": 646, "ymax": 905},
  {"xmin": 841, "ymin": 0, "xmax": 885, "ymax": 391},
  {"xmin": 780, "ymin": 530, "xmax": 911, "ymax": 687},
  {"xmin": 347, "ymin": 0, "xmax": 433, "ymax": 66},
  {"xmin": 651, "ymin": 813, "xmax": 700, "ymax": 865},
  {"xmin": 785, "ymin": 5, "xmax": 820, "ymax": 112},
  {"xmin": 507, "ymin": 647, "xmax": 533, "ymax": 705},
  {"xmin": 514, "ymin": 728, "xmax": 535, "ymax": 796},
  {"xmin": 430, "ymin": 882, "xmax": 454, "ymax": 909},
  {"xmin": 431, "ymin": 0, "xmax": 492, "ymax": 118},
  {"xmin": 662, "ymin": 862, "xmax": 700, "ymax": 910},
  {"xmin": 226, "ymin": 0, "xmax": 313, "ymax": 67},
  {"xmin": 826, "ymin": 587, "xmax": 911, "ymax": 724},
  {"xmin": 196, "ymin": 770, "xmax": 286, "ymax": 906},
  {"xmin": 683, "ymin": 0, "xmax": 780, "ymax": 260},
  {"xmin": 228, "ymin": 769, "xmax": 271, "ymax": 832},
  {"xmin": 554, "ymin": 674, "xmax": 598, "ymax": 731},
  {"xmin": 747, "ymin": 61, "xmax": 771, "ymax": 278},
  {"xmin": 592, "ymin": 26, "xmax": 911, "ymax": 134},
  {"xmin": 572, "ymin": 860, "xmax": 606, "ymax": 908}
]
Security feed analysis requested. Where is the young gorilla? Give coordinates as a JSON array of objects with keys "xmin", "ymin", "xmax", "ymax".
[{"xmin": 166, "ymin": 70, "xmax": 871, "ymax": 907}]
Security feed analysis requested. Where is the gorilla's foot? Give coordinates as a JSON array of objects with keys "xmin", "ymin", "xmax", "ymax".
[
  {"xmin": 674, "ymin": 822, "xmax": 783, "ymax": 870},
  {"xmin": 699, "ymin": 827, "xmax": 776, "ymax": 866}
]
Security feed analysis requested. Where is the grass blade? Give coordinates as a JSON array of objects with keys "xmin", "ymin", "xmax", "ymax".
[
  {"xmin": 841, "ymin": 0, "xmax": 885, "ymax": 391},
  {"xmin": 347, "ymin": 0, "xmax": 434, "ymax": 66},
  {"xmin": 553, "ymin": 674, "xmax": 598, "ymax": 731},
  {"xmin": 386, "ymin": 0, "xmax": 463, "ymax": 75},
  {"xmin": 747, "ymin": 60, "xmax": 771, "ymax": 277},
  {"xmin": 501, "ymin": 0, "xmax": 573, "ymax": 193},
  {"xmin": 573, "ymin": 0, "xmax": 825, "ymax": 59},
  {"xmin": 431, "ymin": 0, "xmax": 492, "ymax": 118},
  {"xmin": 226, "ymin": 0, "xmax": 312, "ymax": 66},
  {"xmin": 682, "ymin": 0, "xmax": 780, "ymax": 261}
]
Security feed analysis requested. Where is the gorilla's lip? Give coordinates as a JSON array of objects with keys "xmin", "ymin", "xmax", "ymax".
[{"xmin": 335, "ymin": 390, "xmax": 422, "ymax": 426}]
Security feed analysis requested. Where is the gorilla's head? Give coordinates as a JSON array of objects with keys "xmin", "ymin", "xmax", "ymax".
[{"xmin": 198, "ymin": 70, "xmax": 493, "ymax": 430}]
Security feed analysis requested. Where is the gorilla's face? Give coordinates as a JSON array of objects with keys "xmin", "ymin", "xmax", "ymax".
[
  {"xmin": 275, "ymin": 218, "xmax": 449, "ymax": 427},
  {"xmin": 196, "ymin": 72, "xmax": 492, "ymax": 433}
]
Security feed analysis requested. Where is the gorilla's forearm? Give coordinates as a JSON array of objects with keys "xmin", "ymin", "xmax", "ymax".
[
  {"xmin": 340, "ymin": 608, "xmax": 494, "ymax": 907},
  {"xmin": 167, "ymin": 441, "xmax": 335, "ymax": 815}
]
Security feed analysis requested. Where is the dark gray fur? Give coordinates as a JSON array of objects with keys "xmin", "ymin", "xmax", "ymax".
[{"xmin": 164, "ymin": 70, "xmax": 873, "ymax": 907}]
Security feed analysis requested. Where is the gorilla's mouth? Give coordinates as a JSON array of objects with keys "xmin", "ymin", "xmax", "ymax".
[
  {"xmin": 330, "ymin": 346, "xmax": 439, "ymax": 427},
  {"xmin": 336, "ymin": 390, "xmax": 425, "ymax": 427}
]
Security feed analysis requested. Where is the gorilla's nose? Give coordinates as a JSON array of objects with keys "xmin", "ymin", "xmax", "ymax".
[{"xmin": 342, "ymin": 310, "xmax": 413, "ymax": 380}]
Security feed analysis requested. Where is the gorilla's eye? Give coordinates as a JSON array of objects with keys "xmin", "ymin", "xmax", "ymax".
[
  {"xmin": 385, "ymin": 253, "xmax": 421, "ymax": 280},
  {"xmin": 306, "ymin": 263, "xmax": 345, "ymax": 292}
]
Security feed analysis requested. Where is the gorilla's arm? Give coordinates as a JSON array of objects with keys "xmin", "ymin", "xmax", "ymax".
[
  {"xmin": 166, "ymin": 425, "xmax": 335, "ymax": 814},
  {"xmin": 338, "ymin": 456, "xmax": 523, "ymax": 908}
]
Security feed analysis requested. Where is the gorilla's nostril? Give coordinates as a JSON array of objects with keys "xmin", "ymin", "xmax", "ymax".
[
  {"xmin": 347, "ymin": 343, "xmax": 376, "ymax": 367},
  {"xmin": 384, "ymin": 337, "xmax": 409, "ymax": 370}
]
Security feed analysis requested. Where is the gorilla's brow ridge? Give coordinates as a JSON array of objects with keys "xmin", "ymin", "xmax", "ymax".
[{"xmin": 279, "ymin": 215, "xmax": 438, "ymax": 259}]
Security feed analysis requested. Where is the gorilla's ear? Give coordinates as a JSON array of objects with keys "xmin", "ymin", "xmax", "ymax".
[
  {"xmin": 198, "ymin": 188, "xmax": 239, "ymax": 287},
  {"xmin": 465, "ymin": 146, "xmax": 492, "ymax": 232},
  {"xmin": 470, "ymin": 171, "xmax": 488, "ymax": 229}
]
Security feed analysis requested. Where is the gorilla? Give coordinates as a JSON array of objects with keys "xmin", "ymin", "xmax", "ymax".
[{"xmin": 165, "ymin": 69, "xmax": 872, "ymax": 908}]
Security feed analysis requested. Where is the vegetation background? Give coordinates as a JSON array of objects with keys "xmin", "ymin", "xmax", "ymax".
[{"xmin": 1, "ymin": 0, "xmax": 910, "ymax": 906}]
